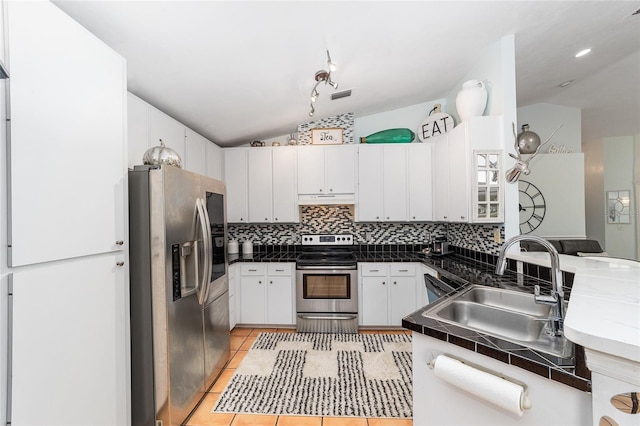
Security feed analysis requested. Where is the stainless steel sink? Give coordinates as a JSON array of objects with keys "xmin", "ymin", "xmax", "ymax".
[{"xmin": 423, "ymin": 285, "xmax": 573, "ymax": 359}]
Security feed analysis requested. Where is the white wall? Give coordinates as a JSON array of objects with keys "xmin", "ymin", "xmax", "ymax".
[
  {"xmin": 603, "ymin": 136, "xmax": 637, "ymax": 259},
  {"xmin": 517, "ymin": 103, "xmax": 582, "ymax": 153},
  {"xmin": 516, "ymin": 102, "xmax": 586, "ymax": 239},
  {"xmin": 584, "ymin": 139, "xmax": 606, "ymax": 248}
]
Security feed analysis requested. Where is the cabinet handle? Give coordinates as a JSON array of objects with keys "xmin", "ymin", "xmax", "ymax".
[
  {"xmin": 275, "ymin": 217, "xmax": 278, "ymax": 221},
  {"xmin": 443, "ymin": 216, "xmax": 448, "ymax": 219},
  {"xmin": 412, "ymin": 216, "xmax": 416, "ymax": 219},
  {"xmin": 269, "ymin": 281, "xmax": 273, "ymax": 284},
  {"xmin": 319, "ymin": 188, "xmax": 323, "ymax": 192},
  {"xmin": 329, "ymin": 188, "xmax": 333, "ymax": 192},
  {"xmin": 258, "ymin": 280, "xmax": 262, "ymax": 284},
  {"xmin": 116, "ymin": 261, "xmax": 124, "ymax": 267},
  {"xmin": 399, "ymin": 269, "xmax": 408, "ymax": 272},
  {"xmin": 248, "ymin": 269, "xmax": 257, "ymax": 272},
  {"xmin": 265, "ymin": 218, "xmax": 268, "ymax": 221},
  {"xmin": 461, "ymin": 216, "xmax": 465, "ymax": 220},
  {"xmin": 376, "ymin": 216, "xmax": 379, "ymax": 219},
  {"xmin": 275, "ymin": 269, "xmax": 284, "ymax": 272},
  {"xmin": 386, "ymin": 216, "xmax": 389, "ymax": 219},
  {"xmin": 370, "ymin": 269, "xmax": 379, "ymax": 272},
  {"xmin": 115, "ymin": 240, "xmax": 124, "ymax": 246},
  {"xmin": 382, "ymin": 281, "xmax": 386, "ymax": 285}
]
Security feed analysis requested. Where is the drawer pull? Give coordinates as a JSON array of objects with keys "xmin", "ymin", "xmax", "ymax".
[
  {"xmin": 370, "ymin": 269, "xmax": 379, "ymax": 272},
  {"xmin": 399, "ymin": 269, "xmax": 408, "ymax": 272},
  {"xmin": 248, "ymin": 269, "xmax": 257, "ymax": 272},
  {"xmin": 275, "ymin": 269, "xmax": 284, "ymax": 272}
]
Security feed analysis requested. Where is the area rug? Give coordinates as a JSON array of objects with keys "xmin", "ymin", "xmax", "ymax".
[{"xmin": 212, "ymin": 332, "xmax": 413, "ymax": 418}]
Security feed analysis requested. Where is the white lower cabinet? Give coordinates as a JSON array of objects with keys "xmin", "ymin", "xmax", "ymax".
[
  {"xmin": 9, "ymin": 253, "xmax": 128, "ymax": 426},
  {"xmin": 228, "ymin": 263, "xmax": 238, "ymax": 330},
  {"xmin": 359, "ymin": 263, "xmax": 418, "ymax": 326},
  {"xmin": 238, "ymin": 263, "xmax": 295, "ymax": 325},
  {"xmin": 413, "ymin": 332, "xmax": 591, "ymax": 425}
]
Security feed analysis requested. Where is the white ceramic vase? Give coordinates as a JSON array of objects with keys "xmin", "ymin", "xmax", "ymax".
[{"xmin": 455, "ymin": 80, "xmax": 487, "ymax": 122}]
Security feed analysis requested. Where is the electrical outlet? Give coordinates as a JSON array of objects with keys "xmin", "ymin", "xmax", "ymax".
[{"xmin": 493, "ymin": 228, "xmax": 501, "ymax": 243}]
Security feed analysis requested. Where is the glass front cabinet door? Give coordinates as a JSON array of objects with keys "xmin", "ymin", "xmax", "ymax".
[{"xmin": 473, "ymin": 151, "xmax": 504, "ymax": 222}]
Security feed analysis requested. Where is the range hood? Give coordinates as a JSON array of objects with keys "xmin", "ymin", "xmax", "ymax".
[{"xmin": 298, "ymin": 194, "xmax": 356, "ymax": 205}]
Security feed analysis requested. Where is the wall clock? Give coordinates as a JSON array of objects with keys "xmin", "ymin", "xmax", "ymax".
[{"xmin": 519, "ymin": 180, "xmax": 546, "ymax": 234}]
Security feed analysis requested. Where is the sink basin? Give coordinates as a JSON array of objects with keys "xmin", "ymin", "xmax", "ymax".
[{"xmin": 423, "ymin": 285, "xmax": 573, "ymax": 359}]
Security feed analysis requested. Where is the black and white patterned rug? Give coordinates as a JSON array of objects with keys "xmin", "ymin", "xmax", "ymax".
[{"xmin": 212, "ymin": 332, "xmax": 413, "ymax": 418}]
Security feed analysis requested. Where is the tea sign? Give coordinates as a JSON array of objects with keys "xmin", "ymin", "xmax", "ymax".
[
  {"xmin": 311, "ymin": 128, "xmax": 344, "ymax": 145},
  {"xmin": 418, "ymin": 112, "xmax": 454, "ymax": 142}
]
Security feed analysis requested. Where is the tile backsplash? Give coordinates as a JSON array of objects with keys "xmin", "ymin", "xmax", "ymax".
[{"xmin": 228, "ymin": 205, "xmax": 505, "ymax": 255}]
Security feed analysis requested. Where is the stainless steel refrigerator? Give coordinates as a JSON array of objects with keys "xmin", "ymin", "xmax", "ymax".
[{"xmin": 129, "ymin": 165, "xmax": 230, "ymax": 426}]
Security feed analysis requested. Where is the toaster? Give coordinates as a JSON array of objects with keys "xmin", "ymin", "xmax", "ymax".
[{"xmin": 431, "ymin": 238, "xmax": 451, "ymax": 256}]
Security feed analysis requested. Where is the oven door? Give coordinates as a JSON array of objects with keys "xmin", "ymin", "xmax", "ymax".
[{"xmin": 295, "ymin": 266, "xmax": 358, "ymax": 313}]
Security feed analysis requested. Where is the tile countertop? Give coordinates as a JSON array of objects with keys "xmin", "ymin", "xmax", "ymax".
[
  {"xmin": 401, "ymin": 253, "xmax": 593, "ymax": 393},
  {"xmin": 229, "ymin": 246, "xmax": 640, "ymax": 392},
  {"xmin": 510, "ymin": 252, "xmax": 640, "ymax": 365},
  {"xmin": 229, "ymin": 246, "xmax": 594, "ymax": 392}
]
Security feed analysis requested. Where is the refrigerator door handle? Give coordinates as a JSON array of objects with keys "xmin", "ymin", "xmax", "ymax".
[
  {"xmin": 195, "ymin": 198, "xmax": 210, "ymax": 305},
  {"xmin": 200, "ymin": 197, "xmax": 213, "ymax": 300}
]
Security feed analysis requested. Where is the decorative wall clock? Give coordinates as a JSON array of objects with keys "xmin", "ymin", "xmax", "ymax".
[{"xmin": 519, "ymin": 180, "xmax": 546, "ymax": 234}]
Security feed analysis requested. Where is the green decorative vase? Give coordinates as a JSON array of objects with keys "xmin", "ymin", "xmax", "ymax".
[{"xmin": 360, "ymin": 128, "xmax": 415, "ymax": 144}]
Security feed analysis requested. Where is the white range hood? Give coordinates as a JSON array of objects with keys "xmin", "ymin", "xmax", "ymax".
[{"xmin": 297, "ymin": 194, "xmax": 356, "ymax": 206}]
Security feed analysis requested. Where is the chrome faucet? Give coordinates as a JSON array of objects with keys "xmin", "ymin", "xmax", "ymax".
[{"xmin": 495, "ymin": 235, "xmax": 565, "ymax": 336}]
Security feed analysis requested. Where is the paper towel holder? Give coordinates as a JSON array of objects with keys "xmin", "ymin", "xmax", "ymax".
[{"xmin": 429, "ymin": 353, "xmax": 532, "ymax": 411}]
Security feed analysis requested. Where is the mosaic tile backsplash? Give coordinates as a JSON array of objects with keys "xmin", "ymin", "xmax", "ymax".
[{"xmin": 228, "ymin": 205, "xmax": 505, "ymax": 255}]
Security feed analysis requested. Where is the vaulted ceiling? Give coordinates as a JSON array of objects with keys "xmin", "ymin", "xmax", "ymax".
[{"xmin": 53, "ymin": 1, "xmax": 640, "ymax": 147}]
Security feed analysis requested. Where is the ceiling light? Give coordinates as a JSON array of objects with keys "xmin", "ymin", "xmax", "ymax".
[
  {"xmin": 575, "ymin": 48, "xmax": 591, "ymax": 58},
  {"xmin": 309, "ymin": 50, "xmax": 339, "ymax": 117},
  {"xmin": 559, "ymin": 80, "xmax": 573, "ymax": 88}
]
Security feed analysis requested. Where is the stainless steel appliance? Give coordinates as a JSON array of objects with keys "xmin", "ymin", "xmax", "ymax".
[
  {"xmin": 431, "ymin": 237, "xmax": 451, "ymax": 256},
  {"xmin": 296, "ymin": 234, "xmax": 358, "ymax": 333},
  {"xmin": 129, "ymin": 165, "xmax": 230, "ymax": 426},
  {"xmin": 423, "ymin": 272, "xmax": 465, "ymax": 303}
]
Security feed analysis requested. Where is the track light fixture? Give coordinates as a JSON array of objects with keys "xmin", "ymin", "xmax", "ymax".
[{"xmin": 309, "ymin": 50, "xmax": 339, "ymax": 117}]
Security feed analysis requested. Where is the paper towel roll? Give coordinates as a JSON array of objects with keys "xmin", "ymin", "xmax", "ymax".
[{"xmin": 433, "ymin": 355, "xmax": 531, "ymax": 416}]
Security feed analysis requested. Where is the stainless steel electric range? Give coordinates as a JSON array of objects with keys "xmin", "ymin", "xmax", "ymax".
[{"xmin": 295, "ymin": 234, "xmax": 358, "ymax": 333}]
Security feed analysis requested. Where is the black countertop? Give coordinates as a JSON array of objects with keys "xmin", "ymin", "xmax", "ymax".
[{"xmin": 228, "ymin": 246, "xmax": 590, "ymax": 392}]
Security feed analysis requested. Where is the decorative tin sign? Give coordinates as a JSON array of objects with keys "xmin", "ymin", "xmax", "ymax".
[
  {"xmin": 418, "ymin": 112, "xmax": 455, "ymax": 142},
  {"xmin": 311, "ymin": 127, "xmax": 343, "ymax": 145}
]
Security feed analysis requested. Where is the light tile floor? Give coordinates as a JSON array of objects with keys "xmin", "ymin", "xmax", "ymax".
[{"xmin": 185, "ymin": 327, "xmax": 413, "ymax": 426}]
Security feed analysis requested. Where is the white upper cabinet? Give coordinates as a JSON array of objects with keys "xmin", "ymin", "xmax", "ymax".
[
  {"xmin": 297, "ymin": 145, "xmax": 357, "ymax": 196},
  {"xmin": 6, "ymin": 0, "xmax": 126, "ymax": 266},
  {"xmin": 357, "ymin": 143, "xmax": 431, "ymax": 222},
  {"xmin": 185, "ymin": 128, "xmax": 207, "ymax": 176},
  {"xmin": 357, "ymin": 145, "xmax": 384, "ymax": 221},
  {"xmin": 408, "ymin": 143, "xmax": 434, "ymax": 221},
  {"xmin": 224, "ymin": 148, "xmax": 249, "ymax": 223},
  {"xmin": 433, "ymin": 116, "xmax": 503, "ymax": 223},
  {"xmin": 246, "ymin": 147, "xmax": 298, "ymax": 224},
  {"xmin": 248, "ymin": 148, "xmax": 273, "ymax": 223},
  {"xmin": 206, "ymin": 142, "xmax": 224, "ymax": 181},
  {"xmin": 148, "ymin": 107, "xmax": 186, "ymax": 165},
  {"xmin": 271, "ymin": 147, "xmax": 298, "ymax": 223},
  {"xmin": 382, "ymin": 145, "xmax": 408, "ymax": 221}
]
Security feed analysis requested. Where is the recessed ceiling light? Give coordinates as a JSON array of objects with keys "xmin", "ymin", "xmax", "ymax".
[
  {"xmin": 575, "ymin": 48, "xmax": 591, "ymax": 58},
  {"xmin": 559, "ymin": 80, "xmax": 574, "ymax": 88}
]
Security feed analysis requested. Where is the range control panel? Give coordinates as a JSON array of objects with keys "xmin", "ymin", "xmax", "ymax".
[{"xmin": 301, "ymin": 234, "xmax": 354, "ymax": 245}]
